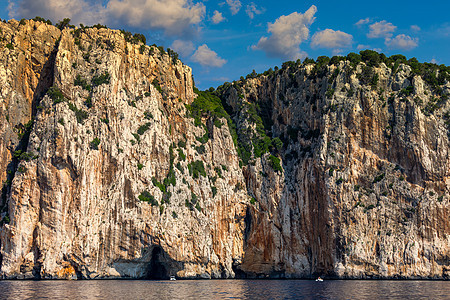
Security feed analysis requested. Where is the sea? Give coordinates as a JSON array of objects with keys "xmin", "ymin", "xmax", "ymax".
[{"xmin": 0, "ymin": 279, "xmax": 448, "ymax": 299}]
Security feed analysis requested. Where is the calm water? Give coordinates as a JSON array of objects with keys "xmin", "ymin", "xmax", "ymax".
[{"xmin": 0, "ymin": 280, "xmax": 448, "ymax": 299}]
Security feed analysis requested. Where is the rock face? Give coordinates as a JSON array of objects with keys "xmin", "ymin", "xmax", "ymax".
[{"xmin": 0, "ymin": 20, "xmax": 449, "ymax": 279}]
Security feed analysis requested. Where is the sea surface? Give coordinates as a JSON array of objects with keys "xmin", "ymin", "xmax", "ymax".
[{"xmin": 0, "ymin": 279, "xmax": 448, "ymax": 299}]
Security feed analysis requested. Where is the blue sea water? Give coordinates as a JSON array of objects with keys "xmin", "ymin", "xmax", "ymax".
[{"xmin": 0, "ymin": 279, "xmax": 448, "ymax": 299}]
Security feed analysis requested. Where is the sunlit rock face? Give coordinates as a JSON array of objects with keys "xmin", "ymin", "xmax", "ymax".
[{"xmin": 0, "ymin": 19, "xmax": 448, "ymax": 279}]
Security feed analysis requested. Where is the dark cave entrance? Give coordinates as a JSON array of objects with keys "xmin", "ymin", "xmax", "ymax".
[{"xmin": 147, "ymin": 246, "xmax": 168, "ymax": 280}]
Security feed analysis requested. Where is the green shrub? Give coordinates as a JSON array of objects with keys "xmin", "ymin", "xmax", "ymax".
[
  {"xmin": 90, "ymin": 138, "xmax": 100, "ymax": 150},
  {"xmin": 47, "ymin": 86, "xmax": 65, "ymax": 104},
  {"xmin": 214, "ymin": 166, "xmax": 222, "ymax": 178},
  {"xmin": 185, "ymin": 199, "xmax": 193, "ymax": 210},
  {"xmin": 272, "ymin": 137, "xmax": 283, "ymax": 151},
  {"xmin": 373, "ymin": 173, "xmax": 385, "ymax": 183},
  {"xmin": 196, "ymin": 131, "xmax": 209, "ymax": 144},
  {"xmin": 360, "ymin": 50, "xmax": 381, "ymax": 67},
  {"xmin": 137, "ymin": 123, "xmax": 151, "ymax": 135},
  {"xmin": 191, "ymin": 192, "xmax": 198, "ymax": 204},
  {"xmin": 399, "ymin": 86, "xmax": 414, "ymax": 97},
  {"xmin": 15, "ymin": 151, "xmax": 35, "ymax": 161},
  {"xmin": 152, "ymin": 177, "xmax": 166, "ymax": 193},
  {"xmin": 144, "ymin": 111, "xmax": 153, "ymax": 119},
  {"xmin": 1, "ymin": 215, "xmax": 10, "ymax": 225},
  {"xmin": 325, "ymin": 88, "xmax": 335, "ymax": 98},
  {"xmin": 250, "ymin": 197, "xmax": 256, "ymax": 205},
  {"xmin": 178, "ymin": 148, "xmax": 186, "ymax": 161},
  {"xmin": 33, "ymin": 16, "xmax": 52, "ymax": 25},
  {"xmin": 92, "ymin": 72, "xmax": 110, "ymax": 87},
  {"xmin": 5, "ymin": 43, "xmax": 13, "ymax": 50},
  {"xmin": 329, "ymin": 168, "xmax": 334, "ymax": 176},
  {"xmin": 214, "ymin": 118, "xmax": 223, "ymax": 128},
  {"xmin": 137, "ymin": 163, "xmax": 144, "ymax": 170},
  {"xmin": 138, "ymin": 191, "xmax": 157, "ymax": 206},
  {"xmin": 17, "ymin": 165, "xmax": 27, "ymax": 173},
  {"xmin": 75, "ymin": 109, "xmax": 88, "ymax": 123},
  {"xmin": 188, "ymin": 160, "xmax": 206, "ymax": 178},
  {"xmin": 195, "ymin": 145, "xmax": 206, "ymax": 154},
  {"xmin": 211, "ymin": 186, "xmax": 217, "ymax": 197},
  {"xmin": 67, "ymin": 101, "xmax": 89, "ymax": 123},
  {"xmin": 82, "ymin": 53, "xmax": 90, "ymax": 62},
  {"xmin": 268, "ymin": 155, "xmax": 282, "ymax": 172},
  {"xmin": 55, "ymin": 18, "xmax": 73, "ymax": 30},
  {"xmin": 152, "ymin": 79, "xmax": 163, "ymax": 94},
  {"xmin": 167, "ymin": 48, "xmax": 179, "ymax": 64}
]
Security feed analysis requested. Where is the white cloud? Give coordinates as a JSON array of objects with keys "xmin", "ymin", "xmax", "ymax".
[
  {"xmin": 357, "ymin": 44, "xmax": 370, "ymax": 50},
  {"xmin": 212, "ymin": 10, "xmax": 225, "ymax": 24},
  {"xmin": 252, "ymin": 5, "xmax": 317, "ymax": 60},
  {"xmin": 245, "ymin": 2, "xmax": 265, "ymax": 19},
  {"xmin": 107, "ymin": 0, "xmax": 205, "ymax": 36},
  {"xmin": 8, "ymin": 0, "xmax": 108, "ymax": 25},
  {"xmin": 191, "ymin": 44, "xmax": 227, "ymax": 67},
  {"xmin": 385, "ymin": 34, "xmax": 418, "ymax": 51},
  {"xmin": 355, "ymin": 18, "xmax": 370, "ymax": 26},
  {"xmin": 171, "ymin": 40, "xmax": 195, "ymax": 57},
  {"xmin": 226, "ymin": 0, "xmax": 241, "ymax": 15},
  {"xmin": 311, "ymin": 29, "xmax": 352, "ymax": 49},
  {"xmin": 410, "ymin": 25, "xmax": 421, "ymax": 32},
  {"xmin": 430, "ymin": 58, "xmax": 438, "ymax": 64},
  {"xmin": 367, "ymin": 20, "xmax": 397, "ymax": 38},
  {"xmin": 9, "ymin": 0, "xmax": 205, "ymax": 37}
]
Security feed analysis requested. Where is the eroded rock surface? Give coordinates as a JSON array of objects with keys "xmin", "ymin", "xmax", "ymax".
[{"xmin": 0, "ymin": 20, "xmax": 448, "ymax": 279}]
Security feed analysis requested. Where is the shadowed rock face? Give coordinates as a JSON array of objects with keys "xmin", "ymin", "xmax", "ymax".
[{"xmin": 0, "ymin": 20, "xmax": 449, "ymax": 280}]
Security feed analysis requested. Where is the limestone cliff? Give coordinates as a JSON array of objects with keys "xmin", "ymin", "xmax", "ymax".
[
  {"xmin": 219, "ymin": 58, "xmax": 450, "ymax": 279},
  {"xmin": 0, "ymin": 19, "xmax": 448, "ymax": 279}
]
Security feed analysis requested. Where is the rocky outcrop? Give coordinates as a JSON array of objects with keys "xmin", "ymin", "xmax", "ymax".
[
  {"xmin": 0, "ymin": 20, "xmax": 448, "ymax": 279},
  {"xmin": 0, "ymin": 19, "xmax": 247, "ymax": 279},
  {"xmin": 220, "ymin": 60, "xmax": 450, "ymax": 279}
]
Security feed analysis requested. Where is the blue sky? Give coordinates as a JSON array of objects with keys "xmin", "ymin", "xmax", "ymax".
[{"xmin": 1, "ymin": 0, "xmax": 450, "ymax": 89}]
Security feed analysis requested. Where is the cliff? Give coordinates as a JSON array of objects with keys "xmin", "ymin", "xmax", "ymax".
[{"xmin": 0, "ymin": 19, "xmax": 448, "ymax": 279}]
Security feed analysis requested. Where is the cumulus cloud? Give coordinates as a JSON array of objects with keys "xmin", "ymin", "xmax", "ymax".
[
  {"xmin": 311, "ymin": 29, "xmax": 352, "ymax": 49},
  {"xmin": 355, "ymin": 18, "xmax": 370, "ymax": 26},
  {"xmin": 245, "ymin": 2, "xmax": 265, "ymax": 19},
  {"xmin": 8, "ymin": 0, "xmax": 108, "ymax": 25},
  {"xmin": 410, "ymin": 25, "xmax": 421, "ymax": 32},
  {"xmin": 252, "ymin": 5, "xmax": 317, "ymax": 60},
  {"xmin": 191, "ymin": 44, "xmax": 227, "ymax": 67},
  {"xmin": 171, "ymin": 40, "xmax": 195, "ymax": 56},
  {"xmin": 385, "ymin": 34, "xmax": 418, "ymax": 51},
  {"xmin": 8, "ymin": 0, "xmax": 205, "ymax": 37},
  {"xmin": 107, "ymin": 0, "xmax": 205, "ymax": 36},
  {"xmin": 211, "ymin": 10, "xmax": 225, "ymax": 24},
  {"xmin": 367, "ymin": 20, "xmax": 397, "ymax": 38},
  {"xmin": 226, "ymin": 0, "xmax": 241, "ymax": 15}
]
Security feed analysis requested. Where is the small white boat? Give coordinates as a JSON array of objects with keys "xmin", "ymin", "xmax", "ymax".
[
  {"xmin": 170, "ymin": 276, "xmax": 176, "ymax": 281},
  {"xmin": 315, "ymin": 277, "xmax": 323, "ymax": 282}
]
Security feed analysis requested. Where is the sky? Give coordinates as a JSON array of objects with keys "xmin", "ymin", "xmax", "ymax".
[{"xmin": 1, "ymin": 0, "xmax": 450, "ymax": 89}]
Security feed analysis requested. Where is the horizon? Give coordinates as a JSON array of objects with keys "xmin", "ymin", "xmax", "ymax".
[{"xmin": 1, "ymin": 1, "xmax": 449, "ymax": 90}]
